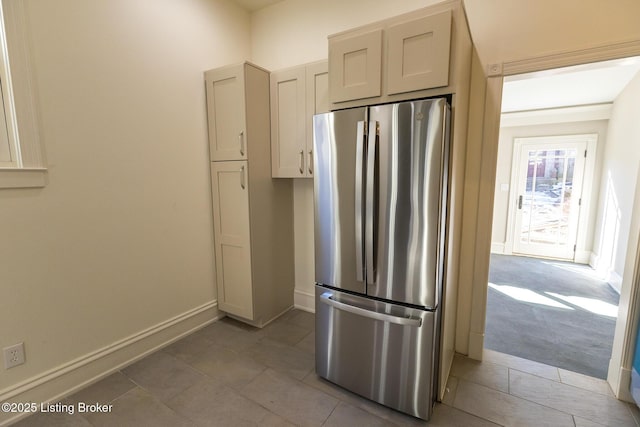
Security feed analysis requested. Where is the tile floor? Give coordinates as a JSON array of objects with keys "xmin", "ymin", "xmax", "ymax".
[{"xmin": 10, "ymin": 310, "xmax": 640, "ymax": 427}]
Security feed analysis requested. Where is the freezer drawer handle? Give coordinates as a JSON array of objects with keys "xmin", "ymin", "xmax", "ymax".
[{"xmin": 319, "ymin": 292, "xmax": 422, "ymax": 327}]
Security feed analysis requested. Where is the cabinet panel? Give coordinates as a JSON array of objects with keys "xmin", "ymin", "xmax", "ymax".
[
  {"xmin": 305, "ymin": 62, "xmax": 329, "ymax": 178},
  {"xmin": 211, "ymin": 161, "xmax": 253, "ymax": 320},
  {"xmin": 386, "ymin": 11, "xmax": 451, "ymax": 95},
  {"xmin": 271, "ymin": 68, "xmax": 306, "ymax": 178},
  {"xmin": 206, "ymin": 66, "xmax": 247, "ymax": 161},
  {"xmin": 329, "ymin": 30, "xmax": 382, "ymax": 103}
]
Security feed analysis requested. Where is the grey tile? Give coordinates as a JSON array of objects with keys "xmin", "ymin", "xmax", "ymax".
[
  {"xmin": 323, "ymin": 402, "xmax": 395, "ymax": 427},
  {"xmin": 295, "ymin": 331, "xmax": 315, "ymax": 354},
  {"xmin": 167, "ymin": 377, "xmax": 277, "ymax": 426},
  {"xmin": 83, "ymin": 387, "xmax": 193, "ymax": 427},
  {"xmin": 261, "ymin": 320, "xmax": 311, "ymax": 346},
  {"xmin": 573, "ymin": 415, "xmax": 608, "ymax": 426},
  {"xmin": 483, "ymin": 348, "xmax": 560, "ymax": 381},
  {"xmin": 430, "ymin": 403, "xmax": 501, "ymax": 427},
  {"xmin": 11, "ymin": 411, "xmax": 92, "ymax": 427},
  {"xmin": 450, "ymin": 354, "xmax": 509, "ymax": 393},
  {"xmin": 441, "ymin": 375, "xmax": 459, "ymax": 406},
  {"xmin": 245, "ymin": 338, "xmax": 314, "ymax": 380},
  {"xmin": 558, "ymin": 369, "xmax": 614, "ymax": 396},
  {"xmin": 187, "ymin": 343, "xmax": 266, "ymax": 390},
  {"xmin": 197, "ymin": 319, "xmax": 264, "ymax": 352},
  {"xmin": 163, "ymin": 329, "xmax": 216, "ymax": 363},
  {"xmin": 241, "ymin": 369, "xmax": 338, "ymax": 426},
  {"xmin": 281, "ymin": 309, "xmax": 315, "ymax": 331},
  {"xmin": 453, "ymin": 378, "xmax": 574, "ymax": 426},
  {"xmin": 64, "ymin": 372, "xmax": 137, "ymax": 405},
  {"xmin": 510, "ymin": 369, "xmax": 636, "ymax": 426},
  {"xmin": 627, "ymin": 402, "xmax": 640, "ymax": 426},
  {"xmin": 122, "ymin": 351, "xmax": 206, "ymax": 402}
]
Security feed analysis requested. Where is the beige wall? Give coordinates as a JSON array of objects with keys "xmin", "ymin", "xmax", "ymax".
[
  {"xmin": 491, "ymin": 119, "xmax": 609, "ymax": 255},
  {"xmin": 0, "ymin": 0, "xmax": 250, "ymax": 406},
  {"xmin": 592, "ymin": 72, "xmax": 640, "ymax": 280}
]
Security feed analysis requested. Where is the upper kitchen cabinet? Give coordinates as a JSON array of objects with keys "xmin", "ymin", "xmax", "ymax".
[
  {"xmin": 386, "ymin": 11, "xmax": 451, "ymax": 95},
  {"xmin": 271, "ymin": 60, "xmax": 328, "ymax": 178},
  {"xmin": 328, "ymin": 30, "xmax": 382, "ymax": 103},
  {"xmin": 206, "ymin": 63, "xmax": 264, "ymax": 161},
  {"xmin": 328, "ymin": 1, "xmax": 469, "ymax": 109}
]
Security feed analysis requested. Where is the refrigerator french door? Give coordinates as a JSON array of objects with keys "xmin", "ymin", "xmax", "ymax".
[{"xmin": 313, "ymin": 98, "xmax": 449, "ymax": 421}]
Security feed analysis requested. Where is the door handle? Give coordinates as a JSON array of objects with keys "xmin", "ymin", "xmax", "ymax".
[
  {"xmin": 365, "ymin": 121, "xmax": 378, "ymax": 285},
  {"xmin": 240, "ymin": 165, "xmax": 246, "ymax": 189},
  {"xmin": 518, "ymin": 195, "xmax": 523, "ymax": 209},
  {"xmin": 319, "ymin": 292, "xmax": 422, "ymax": 327},
  {"xmin": 308, "ymin": 150, "xmax": 313, "ymax": 175},
  {"xmin": 355, "ymin": 121, "xmax": 366, "ymax": 282},
  {"xmin": 299, "ymin": 150, "xmax": 304, "ymax": 174},
  {"xmin": 239, "ymin": 131, "xmax": 245, "ymax": 156}
]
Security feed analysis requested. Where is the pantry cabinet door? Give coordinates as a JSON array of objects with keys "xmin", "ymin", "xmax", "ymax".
[
  {"xmin": 206, "ymin": 66, "xmax": 248, "ymax": 161},
  {"xmin": 305, "ymin": 61, "xmax": 329, "ymax": 178},
  {"xmin": 271, "ymin": 67, "xmax": 306, "ymax": 178},
  {"xmin": 386, "ymin": 10, "xmax": 452, "ymax": 95},
  {"xmin": 211, "ymin": 161, "xmax": 253, "ymax": 319}
]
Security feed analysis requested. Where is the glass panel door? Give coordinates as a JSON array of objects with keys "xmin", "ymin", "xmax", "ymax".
[{"xmin": 513, "ymin": 141, "xmax": 587, "ymax": 260}]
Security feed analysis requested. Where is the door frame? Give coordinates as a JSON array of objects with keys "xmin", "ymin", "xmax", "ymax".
[
  {"xmin": 504, "ymin": 134, "xmax": 598, "ymax": 262},
  {"xmin": 463, "ymin": 39, "xmax": 640, "ymax": 402}
]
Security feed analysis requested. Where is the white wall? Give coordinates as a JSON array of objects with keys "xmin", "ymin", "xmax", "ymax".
[
  {"xmin": 491, "ymin": 119, "xmax": 608, "ymax": 256},
  {"xmin": 592, "ymin": 72, "xmax": 640, "ymax": 283},
  {"xmin": 0, "ymin": 0, "xmax": 250, "ymax": 412},
  {"xmin": 251, "ymin": 0, "xmax": 442, "ymax": 310}
]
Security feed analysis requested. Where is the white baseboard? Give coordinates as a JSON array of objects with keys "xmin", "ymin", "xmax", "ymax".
[
  {"xmin": 294, "ymin": 289, "xmax": 315, "ymax": 313},
  {"xmin": 468, "ymin": 331, "xmax": 485, "ymax": 361},
  {"xmin": 608, "ymin": 271, "xmax": 623, "ymax": 294},
  {"xmin": 590, "ymin": 252, "xmax": 599, "ymax": 269},
  {"xmin": 491, "ymin": 242, "xmax": 505, "ymax": 254},
  {"xmin": 616, "ymin": 367, "xmax": 634, "ymax": 403},
  {"xmin": 574, "ymin": 250, "xmax": 592, "ymax": 264},
  {"xmin": 0, "ymin": 301, "xmax": 220, "ymax": 427}
]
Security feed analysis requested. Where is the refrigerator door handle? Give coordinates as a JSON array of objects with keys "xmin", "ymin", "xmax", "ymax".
[
  {"xmin": 365, "ymin": 120, "xmax": 378, "ymax": 285},
  {"xmin": 355, "ymin": 121, "xmax": 366, "ymax": 283},
  {"xmin": 319, "ymin": 292, "xmax": 422, "ymax": 327}
]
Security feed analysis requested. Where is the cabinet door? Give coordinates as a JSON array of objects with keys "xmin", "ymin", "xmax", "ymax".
[
  {"xmin": 206, "ymin": 66, "xmax": 248, "ymax": 161},
  {"xmin": 271, "ymin": 67, "xmax": 306, "ymax": 178},
  {"xmin": 386, "ymin": 11, "xmax": 452, "ymax": 95},
  {"xmin": 329, "ymin": 29, "xmax": 382, "ymax": 103},
  {"xmin": 211, "ymin": 161, "xmax": 253, "ymax": 320},
  {"xmin": 305, "ymin": 61, "xmax": 329, "ymax": 178}
]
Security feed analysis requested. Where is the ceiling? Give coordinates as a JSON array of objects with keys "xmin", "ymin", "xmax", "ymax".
[{"xmin": 502, "ymin": 56, "xmax": 640, "ymax": 112}]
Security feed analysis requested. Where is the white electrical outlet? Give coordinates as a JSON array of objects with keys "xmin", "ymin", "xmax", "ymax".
[{"xmin": 4, "ymin": 342, "xmax": 26, "ymax": 369}]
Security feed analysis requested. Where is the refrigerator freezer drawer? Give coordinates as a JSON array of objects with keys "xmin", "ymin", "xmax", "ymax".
[{"xmin": 315, "ymin": 286, "xmax": 436, "ymax": 420}]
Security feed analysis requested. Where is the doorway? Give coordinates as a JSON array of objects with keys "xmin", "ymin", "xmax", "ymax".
[{"xmin": 484, "ymin": 56, "xmax": 640, "ymax": 380}]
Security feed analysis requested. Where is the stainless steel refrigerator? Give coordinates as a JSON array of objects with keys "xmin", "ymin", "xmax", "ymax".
[{"xmin": 313, "ymin": 97, "xmax": 450, "ymax": 421}]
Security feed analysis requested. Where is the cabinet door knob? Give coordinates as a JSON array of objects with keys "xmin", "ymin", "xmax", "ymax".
[
  {"xmin": 299, "ymin": 150, "xmax": 304, "ymax": 174},
  {"xmin": 240, "ymin": 165, "xmax": 246, "ymax": 189},
  {"xmin": 239, "ymin": 131, "xmax": 245, "ymax": 156}
]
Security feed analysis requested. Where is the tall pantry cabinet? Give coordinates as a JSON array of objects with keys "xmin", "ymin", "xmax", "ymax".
[{"xmin": 205, "ymin": 62, "xmax": 294, "ymax": 327}]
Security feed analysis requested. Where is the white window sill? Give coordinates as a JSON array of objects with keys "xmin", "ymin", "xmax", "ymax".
[{"xmin": 0, "ymin": 168, "xmax": 47, "ymax": 189}]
